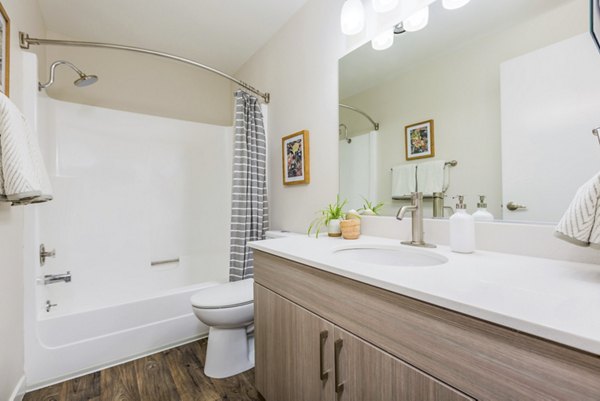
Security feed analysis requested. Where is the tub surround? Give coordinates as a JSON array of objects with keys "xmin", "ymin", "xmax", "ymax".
[{"xmin": 249, "ymin": 234, "xmax": 600, "ymax": 356}]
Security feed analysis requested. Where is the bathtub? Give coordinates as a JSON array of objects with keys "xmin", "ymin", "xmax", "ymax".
[{"xmin": 25, "ymin": 281, "xmax": 218, "ymax": 388}]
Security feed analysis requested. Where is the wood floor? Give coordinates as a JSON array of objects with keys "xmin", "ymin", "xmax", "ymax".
[{"xmin": 24, "ymin": 338, "xmax": 264, "ymax": 401}]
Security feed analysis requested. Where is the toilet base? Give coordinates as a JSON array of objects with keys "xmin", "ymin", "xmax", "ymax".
[{"xmin": 204, "ymin": 326, "xmax": 254, "ymax": 379}]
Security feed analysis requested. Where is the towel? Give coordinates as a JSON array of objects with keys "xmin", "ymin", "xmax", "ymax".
[
  {"xmin": 391, "ymin": 164, "xmax": 416, "ymax": 198},
  {"xmin": 555, "ymin": 172, "xmax": 600, "ymax": 246},
  {"xmin": 416, "ymin": 160, "xmax": 446, "ymax": 195},
  {"xmin": 0, "ymin": 93, "xmax": 52, "ymax": 205}
]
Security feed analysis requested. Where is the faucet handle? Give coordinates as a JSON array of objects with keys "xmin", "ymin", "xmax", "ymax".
[{"xmin": 40, "ymin": 244, "xmax": 56, "ymax": 266}]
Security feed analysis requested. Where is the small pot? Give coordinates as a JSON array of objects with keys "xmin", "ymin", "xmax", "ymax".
[
  {"xmin": 328, "ymin": 218, "xmax": 342, "ymax": 237},
  {"xmin": 340, "ymin": 219, "xmax": 361, "ymax": 240}
]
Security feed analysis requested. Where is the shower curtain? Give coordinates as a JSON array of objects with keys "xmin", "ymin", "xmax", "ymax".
[{"xmin": 229, "ymin": 90, "xmax": 269, "ymax": 281}]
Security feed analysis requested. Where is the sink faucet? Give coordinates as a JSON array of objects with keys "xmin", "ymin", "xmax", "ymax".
[
  {"xmin": 41, "ymin": 271, "xmax": 71, "ymax": 285},
  {"xmin": 396, "ymin": 192, "xmax": 436, "ymax": 248}
]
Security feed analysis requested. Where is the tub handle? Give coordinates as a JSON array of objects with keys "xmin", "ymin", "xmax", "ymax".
[{"xmin": 40, "ymin": 244, "xmax": 56, "ymax": 266}]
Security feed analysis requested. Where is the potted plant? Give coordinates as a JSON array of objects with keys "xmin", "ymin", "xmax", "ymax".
[
  {"xmin": 359, "ymin": 198, "xmax": 385, "ymax": 216},
  {"xmin": 308, "ymin": 196, "xmax": 347, "ymax": 238}
]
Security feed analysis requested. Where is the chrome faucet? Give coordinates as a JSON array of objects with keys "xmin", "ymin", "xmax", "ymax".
[
  {"xmin": 396, "ymin": 192, "xmax": 436, "ymax": 248},
  {"xmin": 42, "ymin": 271, "xmax": 71, "ymax": 285}
]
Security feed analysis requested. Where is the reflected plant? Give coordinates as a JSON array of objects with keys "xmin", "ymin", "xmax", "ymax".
[{"xmin": 359, "ymin": 197, "xmax": 384, "ymax": 216}]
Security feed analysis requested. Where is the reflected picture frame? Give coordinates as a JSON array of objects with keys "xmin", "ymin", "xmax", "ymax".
[
  {"xmin": 282, "ymin": 130, "xmax": 310, "ymax": 185},
  {"xmin": 405, "ymin": 120, "xmax": 435, "ymax": 160},
  {"xmin": 0, "ymin": 2, "xmax": 9, "ymax": 97}
]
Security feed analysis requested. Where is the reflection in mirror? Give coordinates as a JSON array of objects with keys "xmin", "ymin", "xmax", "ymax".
[{"xmin": 339, "ymin": 0, "xmax": 600, "ymax": 223}]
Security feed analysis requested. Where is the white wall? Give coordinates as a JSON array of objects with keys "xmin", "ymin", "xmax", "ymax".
[
  {"xmin": 43, "ymin": 31, "xmax": 234, "ymax": 126},
  {"xmin": 235, "ymin": 0, "xmax": 344, "ymax": 233},
  {"xmin": 340, "ymin": 0, "xmax": 587, "ymax": 218},
  {"xmin": 0, "ymin": 1, "xmax": 46, "ymax": 399}
]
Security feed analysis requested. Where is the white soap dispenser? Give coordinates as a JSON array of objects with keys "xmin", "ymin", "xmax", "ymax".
[
  {"xmin": 449, "ymin": 195, "xmax": 475, "ymax": 254},
  {"xmin": 473, "ymin": 195, "xmax": 494, "ymax": 221}
]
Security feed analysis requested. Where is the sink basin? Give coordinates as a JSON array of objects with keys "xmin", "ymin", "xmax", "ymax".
[{"xmin": 333, "ymin": 245, "xmax": 448, "ymax": 267}]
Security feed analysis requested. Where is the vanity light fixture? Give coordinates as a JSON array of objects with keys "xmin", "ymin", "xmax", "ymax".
[
  {"xmin": 403, "ymin": 6, "xmax": 429, "ymax": 32},
  {"xmin": 372, "ymin": 0, "xmax": 399, "ymax": 13},
  {"xmin": 442, "ymin": 0, "xmax": 471, "ymax": 10},
  {"xmin": 372, "ymin": 28, "xmax": 394, "ymax": 50},
  {"xmin": 341, "ymin": 0, "xmax": 366, "ymax": 35}
]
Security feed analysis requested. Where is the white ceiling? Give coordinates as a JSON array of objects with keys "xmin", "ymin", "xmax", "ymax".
[
  {"xmin": 37, "ymin": 0, "xmax": 310, "ymax": 75},
  {"xmin": 340, "ymin": 0, "xmax": 574, "ymax": 99}
]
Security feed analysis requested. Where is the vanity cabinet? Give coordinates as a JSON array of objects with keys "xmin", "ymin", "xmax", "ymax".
[
  {"xmin": 253, "ymin": 251, "xmax": 600, "ymax": 401},
  {"xmin": 255, "ymin": 284, "xmax": 474, "ymax": 401}
]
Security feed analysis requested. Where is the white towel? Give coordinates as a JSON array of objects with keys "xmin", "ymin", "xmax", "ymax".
[
  {"xmin": 391, "ymin": 164, "xmax": 416, "ymax": 198},
  {"xmin": 555, "ymin": 172, "xmax": 600, "ymax": 246},
  {"xmin": 0, "ymin": 93, "xmax": 52, "ymax": 205},
  {"xmin": 416, "ymin": 160, "xmax": 446, "ymax": 195}
]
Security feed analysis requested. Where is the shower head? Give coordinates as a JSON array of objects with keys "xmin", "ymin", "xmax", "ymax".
[
  {"xmin": 74, "ymin": 74, "xmax": 98, "ymax": 87},
  {"xmin": 39, "ymin": 60, "xmax": 99, "ymax": 91}
]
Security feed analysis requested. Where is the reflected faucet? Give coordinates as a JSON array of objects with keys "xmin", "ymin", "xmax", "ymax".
[{"xmin": 396, "ymin": 192, "xmax": 436, "ymax": 248}]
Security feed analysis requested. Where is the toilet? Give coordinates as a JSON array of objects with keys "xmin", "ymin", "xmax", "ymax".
[
  {"xmin": 191, "ymin": 230, "xmax": 298, "ymax": 378},
  {"xmin": 191, "ymin": 278, "xmax": 255, "ymax": 378}
]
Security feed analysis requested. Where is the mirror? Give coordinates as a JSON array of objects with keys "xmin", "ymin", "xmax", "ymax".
[{"xmin": 339, "ymin": 0, "xmax": 600, "ymax": 223}]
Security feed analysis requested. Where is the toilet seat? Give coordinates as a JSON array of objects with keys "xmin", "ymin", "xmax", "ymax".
[{"xmin": 191, "ymin": 278, "xmax": 254, "ymax": 309}]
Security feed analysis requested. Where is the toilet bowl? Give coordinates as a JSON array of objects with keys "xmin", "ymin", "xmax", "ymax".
[
  {"xmin": 191, "ymin": 278, "xmax": 254, "ymax": 378},
  {"xmin": 191, "ymin": 231, "xmax": 299, "ymax": 378}
]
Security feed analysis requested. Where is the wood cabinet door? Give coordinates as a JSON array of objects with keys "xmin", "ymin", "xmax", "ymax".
[
  {"xmin": 255, "ymin": 283, "xmax": 334, "ymax": 401},
  {"xmin": 392, "ymin": 357, "xmax": 476, "ymax": 401},
  {"xmin": 334, "ymin": 327, "xmax": 394, "ymax": 401}
]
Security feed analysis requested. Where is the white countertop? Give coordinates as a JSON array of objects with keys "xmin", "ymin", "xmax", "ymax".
[{"xmin": 249, "ymin": 235, "xmax": 600, "ymax": 355}]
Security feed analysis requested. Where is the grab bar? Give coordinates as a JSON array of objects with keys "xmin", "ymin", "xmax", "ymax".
[{"xmin": 150, "ymin": 258, "xmax": 180, "ymax": 266}]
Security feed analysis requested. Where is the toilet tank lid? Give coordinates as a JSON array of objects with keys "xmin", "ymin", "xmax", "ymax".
[{"xmin": 191, "ymin": 278, "xmax": 254, "ymax": 309}]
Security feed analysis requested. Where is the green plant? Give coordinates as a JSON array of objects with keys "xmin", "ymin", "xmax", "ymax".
[
  {"xmin": 307, "ymin": 195, "xmax": 347, "ymax": 238},
  {"xmin": 359, "ymin": 197, "xmax": 384, "ymax": 215}
]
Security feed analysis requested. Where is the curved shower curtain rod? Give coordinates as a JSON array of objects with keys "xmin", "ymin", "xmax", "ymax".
[
  {"xmin": 19, "ymin": 32, "xmax": 270, "ymax": 104},
  {"xmin": 339, "ymin": 103, "xmax": 379, "ymax": 131}
]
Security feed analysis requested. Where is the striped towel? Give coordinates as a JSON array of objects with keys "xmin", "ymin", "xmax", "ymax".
[
  {"xmin": 555, "ymin": 172, "xmax": 600, "ymax": 246},
  {"xmin": 0, "ymin": 93, "xmax": 52, "ymax": 205}
]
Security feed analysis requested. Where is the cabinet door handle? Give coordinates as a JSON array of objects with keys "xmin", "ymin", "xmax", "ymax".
[
  {"xmin": 334, "ymin": 338, "xmax": 344, "ymax": 394},
  {"xmin": 319, "ymin": 330, "xmax": 329, "ymax": 381}
]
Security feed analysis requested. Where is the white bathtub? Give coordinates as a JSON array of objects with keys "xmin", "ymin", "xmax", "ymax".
[{"xmin": 25, "ymin": 281, "xmax": 219, "ymax": 388}]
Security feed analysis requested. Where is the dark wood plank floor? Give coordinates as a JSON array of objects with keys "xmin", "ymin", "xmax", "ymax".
[{"xmin": 24, "ymin": 338, "xmax": 264, "ymax": 401}]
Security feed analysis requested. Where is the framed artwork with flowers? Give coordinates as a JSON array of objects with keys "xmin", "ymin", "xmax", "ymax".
[
  {"xmin": 282, "ymin": 130, "xmax": 310, "ymax": 185},
  {"xmin": 405, "ymin": 120, "xmax": 434, "ymax": 160}
]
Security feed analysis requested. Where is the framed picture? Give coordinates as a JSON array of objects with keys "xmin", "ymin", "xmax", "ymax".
[
  {"xmin": 0, "ymin": 2, "xmax": 9, "ymax": 97},
  {"xmin": 282, "ymin": 130, "xmax": 310, "ymax": 185},
  {"xmin": 405, "ymin": 119, "xmax": 434, "ymax": 160}
]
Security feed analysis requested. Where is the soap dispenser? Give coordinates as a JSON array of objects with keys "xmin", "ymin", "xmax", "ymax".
[
  {"xmin": 449, "ymin": 195, "xmax": 475, "ymax": 254},
  {"xmin": 473, "ymin": 195, "xmax": 494, "ymax": 221}
]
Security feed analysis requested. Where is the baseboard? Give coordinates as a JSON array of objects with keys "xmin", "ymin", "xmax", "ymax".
[{"xmin": 9, "ymin": 375, "xmax": 26, "ymax": 401}]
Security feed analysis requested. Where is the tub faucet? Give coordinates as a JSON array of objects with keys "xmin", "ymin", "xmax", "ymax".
[
  {"xmin": 396, "ymin": 192, "xmax": 436, "ymax": 248},
  {"xmin": 42, "ymin": 271, "xmax": 71, "ymax": 285}
]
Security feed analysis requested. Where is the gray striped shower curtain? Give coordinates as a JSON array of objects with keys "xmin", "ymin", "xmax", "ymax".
[{"xmin": 229, "ymin": 90, "xmax": 269, "ymax": 281}]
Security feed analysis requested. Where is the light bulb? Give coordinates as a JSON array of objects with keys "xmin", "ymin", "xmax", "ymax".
[
  {"xmin": 403, "ymin": 6, "xmax": 429, "ymax": 32},
  {"xmin": 341, "ymin": 0, "xmax": 366, "ymax": 35},
  {"xmin": 371, "ymin": 29, "xmax": 394, "ymax": 50},
  {"xmin": 372, "ymin": 0, "xmax": 398, "ymax": 13},
  {"xmin": 442, "ymin": 0, "xmax": 471, "ymax": 10}
]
